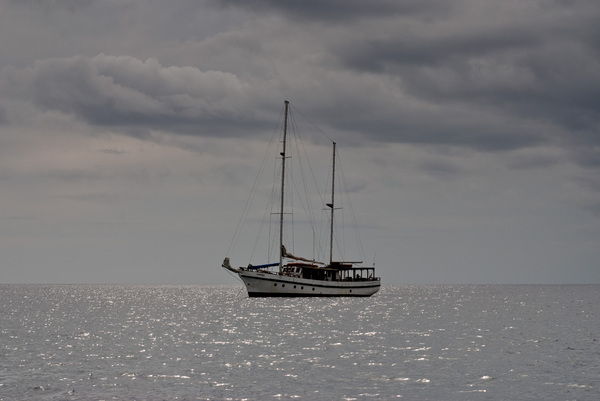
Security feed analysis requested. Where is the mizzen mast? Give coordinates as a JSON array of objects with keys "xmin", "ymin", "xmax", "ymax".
[{"xmin": 279, "ymin": 100, "xmax": 289, "ymax": 273}]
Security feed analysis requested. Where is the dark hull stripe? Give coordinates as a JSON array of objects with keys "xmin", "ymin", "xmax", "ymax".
[
  {"xmin": 248, "ymin": 292, "xmax": 375, "ymax": 298},
  {"xmin": 240, "ymin": 274, "xmax": 380, "ymax": 290}
]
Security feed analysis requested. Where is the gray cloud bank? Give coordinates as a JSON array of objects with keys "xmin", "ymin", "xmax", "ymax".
[
  {"xmin": 4, "ymin": 55, "xmax": 258, "ymax": 136},
  {"xmin": 2, "ymin": 1, "xmax": 598, "ymax": 154}
]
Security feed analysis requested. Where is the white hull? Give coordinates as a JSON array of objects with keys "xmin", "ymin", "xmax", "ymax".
[{"xmin": 238, "ymin": 270, "xmax": 380, "ymax": 297}]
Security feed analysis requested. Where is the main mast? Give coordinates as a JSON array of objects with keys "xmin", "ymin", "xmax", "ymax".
[
  {"xmin": 329, "ymin": 142, "xmax": 336, "ymax": 265},
  {"xmin": 279, "ymin": 100, "xmax": 289, "ymax": 272}
]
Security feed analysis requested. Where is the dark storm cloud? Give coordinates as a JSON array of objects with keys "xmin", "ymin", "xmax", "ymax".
[
  {"xmin": 330, "ymin": 7, "xmax": 600, "ymax": 144},
  {"xmin": 418, "ymin": 159, "xmax": 464, "ymax": 180},
  {"xmin": 216, "ymin": 0, "xmax": 600, "ymax": 162},
  {"xmin": 327, "ymin": 106, "xmax": 548, "ymax": 153},
  {"xmin": 575, "ymin": 148, "xmax": 600, "ymax": 168},
  {"xmin": 16, "ymin": 54, "xmax": 266, "ymax": 137},
  {"xmin": 329, "ymin": 2, "xmax": 600, "ymax": 159},
  {"xmin": 215, "ymin": 0, "xmax": 447, "ymax": 22},
  {"xmin": 507, "ymin": 151, "xmax": 564, "ymax": 171},
  {"xmin": 3, "ymin": 0, "xmax": 599, "ymax": 157}
]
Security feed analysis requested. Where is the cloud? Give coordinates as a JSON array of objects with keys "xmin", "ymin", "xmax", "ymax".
[
  {"xmin": 215, "ymin": 0, "xmax": 448, "ymax": 22},
  {"xmin": 1, "ymin": 3, "xmax": 599, "ymax": 179},
  {"xmin": 7, "ymin": 0, "xmax": 97, "ymax": 12},
  {"xmin": 20, "ymin": 54, "xmax": 259, "ymax": 136},
  {"xmin": 2, "ymin": 0, "xmax": 598, "ymax": 156},
  {"xmin": 330, "ymin": 2, "xmax": 600, "ymax": 141},
  {"xmin": 0, "ymin": 103, "xmax": 7, "ymax": 124}
]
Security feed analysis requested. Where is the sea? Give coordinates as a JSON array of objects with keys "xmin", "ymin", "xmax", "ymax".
[{"xmin": 1, "ymin": 285, "xmax": 598, "ymax": 401}]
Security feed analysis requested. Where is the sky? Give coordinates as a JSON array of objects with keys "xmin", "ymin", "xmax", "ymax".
[{"xmin": 1, "ymin": 0, "xmax": 599, "ymax": 285}]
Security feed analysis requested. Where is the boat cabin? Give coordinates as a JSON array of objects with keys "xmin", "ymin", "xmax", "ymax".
[{"xmin": 282, "ymin": 262, "xmax": 378, "ymax": 282}]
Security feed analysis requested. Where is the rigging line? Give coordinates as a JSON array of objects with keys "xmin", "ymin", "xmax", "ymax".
[
  {"xmin": 287, "ymin": 142, "xmax": 311, "ymax": 257},
  {"xmin": 333, "ymin": 149, "xmax": 345, "ymax": 261},
  {"xmin": 296, "ymin": 140, "xmax": 320, "ymax": 259},
  {"xmin": 250, "ymin": 143, "xmax": 281, "ymax": 264},
  {"xmin": 268, "ymin": 153, "xmax": 282, "ymax": 261},
  {"xmin": 298, "ymin": 137, "xmax": 325, "ymax": 258},
  {"xmin": 296, "ymin": 110, "xmax": 329, "ymax": 260},
  {"xmin": 290, "ymin": 103, "xmax": 335, "ymax": 144},
  {"xmin": 268, "ymin": 212, "xmax": 277, "ymax": 262},
  {"xmin": 234, "ymin": 284, "xmax": 245, "ymax": 299},
  {"xmin": 332, "ymin": 204, "xmax": 345, "ymax": 262},
  {"xmin": 337, "ymin": 150, "xmax": 367, "ymax": 263},
  {"xmin": 249, "ymin": 164, "xmax": 277, "ymax": 264},
  {"xmin": 319, "ymin": 209, "xmax": 329, "ymax": 262},
  {"xmin": 286, "ymin": 107, "xmax": 302, "ymax": 256},
  {"xmin": 289, "ymin": 122, "xmax": 312, "ymax": 233},
  {"xmin": 284, "ymin": 151, "xmax": 294, "ymax": 255},
  {"xmin": 291, "ymin": 103, "xmax": 346, "ymax": 262},
  {"xmin": 226, "ymin": 106, "xmax": 284, "ymax": 257},
  {"xmin": 267, "ymin": 172, "xmax": 276, "ymax": 263},
  {"xmin": 224, "ymin": 267, "xmax": 243, "ymax": 284},
  {"xmin": 321, "ymin": 152, "xmax": 335, "ymax": 260},
  {"xmin": 291, "ymin": 109, "xmax": 327, "ymax": 209},
  {"xmin": 227, "ymin": 135, "xmax": 275, "ymax": 257},
  {"xmin": 289, "ymin": 109, "xmax": 328, "ymax": 261}
]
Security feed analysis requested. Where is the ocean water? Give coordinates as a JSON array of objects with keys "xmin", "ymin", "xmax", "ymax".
[{"xmin": 1, "ymin": 285, "xmax": 598, "ymax": 400}]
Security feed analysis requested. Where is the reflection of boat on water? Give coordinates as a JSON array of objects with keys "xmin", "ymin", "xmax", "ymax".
[{"xmin": 222, "ymin": 101, "xmax": 380, "ymax": 297}]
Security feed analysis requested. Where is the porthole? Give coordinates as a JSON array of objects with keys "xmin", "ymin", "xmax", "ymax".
[
  {"xmin": 293, "ymin": 285, "xmax": 297, "ymax": 289},
  {"xmin": 274, "ymin": 283, "xmax": 277, "ymax": 287},
  {"xmin": 312, "ymin": 288, "xmax": 315, "ymax": 291},
  {"xmin": 301, "ymin": 286, "xmax": 304, "ymax": 290},
  {"xmin": 282, "ymin": 284, "xmax": 285, "ymax": 288}
]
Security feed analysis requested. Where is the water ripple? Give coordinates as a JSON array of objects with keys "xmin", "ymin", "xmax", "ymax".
[{"xmin": 0, "ymin": 284, "xmax": 598, "ymax": 400}]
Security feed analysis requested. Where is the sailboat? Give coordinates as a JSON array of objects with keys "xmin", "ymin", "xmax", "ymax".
[{"xmin": 222, "ymin": 101, "xmax": 381, "ymax": 297}]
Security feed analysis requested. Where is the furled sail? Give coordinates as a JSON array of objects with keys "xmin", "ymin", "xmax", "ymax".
[{"xmin": 281, "ymin": 245, "xmax": 323, "ymax": 264}]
